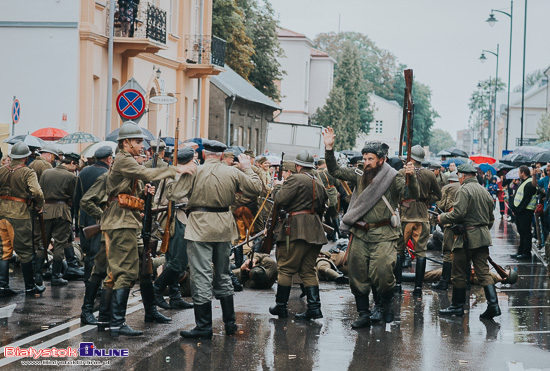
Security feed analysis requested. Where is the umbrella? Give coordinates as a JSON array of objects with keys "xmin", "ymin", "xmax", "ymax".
[
  {"xmin": 105, "ymin": 127, "xmax": 155, "ymax": 142},
  {"xmin": 436, "ymin": 150, "xmax": 452, "ymax": 156},
  {"xmin": 3, "ymin": 134, "xmax": 45, "ymax": 148},
  {"xmin": 227, "ymin": 146, "xmax": 246, "ymax": 156},
  {"xmin": 81, "ymin": 141, "xmax": 118, "ymax": 158},
  {"xmin": 443, "ymin": 147, "xmax": 469, "ymax": 158},
  {"xmin": 340, "ymin": 150, "xmax": 361, "ymax": 159},
  {"xmin": 441, "ymin": 157, "xmax": 468, "ymax": 168},
  {"xmin": 31, "ymin": 127, "xmax": 69, "ymax": 141},
  {"xmin": 265, "ymin": 155, "xmax": 282, "ymax": 165},
  {"xmin": 531, "ymin": 151, "xmax": 550, "ymax": 163},
  {"xmin": 477, "ymin": 162, "xmax": 496, "ymax": 175},
  {"xmin": 505, "ymin": 168, "xmax": 520, "ymax": 180},
  {"xmin": 492, "ymin": 162, "xmax": 514, "ymax": 171},
  {"xmin": 536, "ymin": 141, "xmax": 550, "ymax": 149},
  {"xmin": 500, "ymin": 153, "xmax": 530, "ymax": 166},
  {"xmin": 470, "ymin": 154, "xmax": 496, "ymax": 165},
  {"xmin": 161, "ymin": 136, "xmax": 183, "ymax": 147},
  {"xmin": 58, "ymin": 131, "xmax": 101, "ymax": 144}
]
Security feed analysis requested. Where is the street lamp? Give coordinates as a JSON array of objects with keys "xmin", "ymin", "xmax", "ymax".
[
  {"xmin": 479, "ymin": 45, "xmax": 499, "ymax": 157},
  {"xmin": 486, "ymin": 1, "xmax": 513, "ymax": 151}
]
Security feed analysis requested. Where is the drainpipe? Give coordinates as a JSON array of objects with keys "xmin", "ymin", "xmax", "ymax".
[
  {"xmin": 226, "ymin": 95, "xmax": 236, "ymax": 146},
  {"xmin": 195, "ymin": 0, "xmax": 204, "ymax": 137},
  {"xmin": 105, "ymin": 0, "xmax": 115, "ymax": 135}
]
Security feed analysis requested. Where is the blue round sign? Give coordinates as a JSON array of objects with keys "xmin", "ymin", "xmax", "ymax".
[{"xmin": 116, "ymin": 89, "xmax": 145, "ymax": 120}]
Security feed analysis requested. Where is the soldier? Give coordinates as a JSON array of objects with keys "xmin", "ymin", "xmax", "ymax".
[
  {"xmin": 269, "ymin": 149, "xmax": 328, "ymax": 320},
  {"xmin": 101, "ymin": 122, "xmax": 193, "ymax": 337},
  {"xmin": 316, "ymin": 159, "xmax": 341, "ymax": 241},
  {"xmin": 222, "ymin": 151, "xmax": 235, "ymax": 166},
  {"xmin": 145, "ymin": 139, "xmax": 168, "ymax": 169},
  {"xmin": 0, "ymin": 142, "xmax": 46, "ymax": 297},
  {"xmin": 316, "ymin": 251, "xmax": 348, "ymax": 284},
  {"xmin": 432, "ymin": 171, "xmax": 460, "ymax": 290},
  {"xmin": 39, "ymin": 152, "xmax": 81, "ymax": 285},
  {"xmin": 322, "ymin": 127, "xmax": 418, "ymax": 327},
  {"xmin": 233, "ymin": 252, "xmax": 277, "ymax": 289},
  {"xmin": 430, "ymin": 161, "xmax": 448, "ymax": 189},
  {"xmin": 166, "ymin": 140, "xmax": 262, "ymax": 339},
  {"xmin": 397, "ymin": 145, "xmax": 441, "ymax": 296},
  {"xmin": 438, "ymin": 164, "xmax": 500, "ymax": 320},
  {"xmin": 29, "ymin": 144, "xmax": 58, "ymax": 180}
]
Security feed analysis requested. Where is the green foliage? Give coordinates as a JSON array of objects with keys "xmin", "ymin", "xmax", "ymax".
[
  {"xmin": 536, "ymin": 113, "xmax": 550, "ymax": 143},
  {"xmin": 312, "ymin": 86, "xmax": 350, "ymax": 150},
  {"xmin": 468, "ymin": 77, "xmax": 506, "ymax": 130},
  {"xmin": 429, "ymin": 129, "xmax": 456, "ymax": 155},
  {"xmin": 513, "ymin": 68, "xmax": 548, "ymax": 92}
]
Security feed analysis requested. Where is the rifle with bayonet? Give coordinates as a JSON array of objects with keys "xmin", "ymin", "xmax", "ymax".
[
  {"xmin": 141, "ymin": 131, "xmax": 161, "ymax": 276},
  {"xmin": 160, "ymin": 119, "xmax": 180, "ymax": 254},
  {"xmin": 403, "ymin": 69, "xmax": 414, "ymax": 186},
  {"xmin": 259, "ymin": 152, "xmax": 285, "ymax": 254}
]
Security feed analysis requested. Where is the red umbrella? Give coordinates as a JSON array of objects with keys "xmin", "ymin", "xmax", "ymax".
[
  {"xmin": 470, "ymin": 154, "xmax": 496, "ymax": 165},
  {"xmin": 31, "ymin": 127, "xmax": 69, "ymax": 141}
]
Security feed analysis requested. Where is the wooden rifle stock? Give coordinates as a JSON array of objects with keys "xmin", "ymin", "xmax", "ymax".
[
  {"xmin": 160, "ymin": 119, "xmax": 180, "ymax": 254},
  {"xmin": 404, "ymin": 69, "xmax": 414, "ymax": 186},
  {"xmin": 142, "ymin": 131, "xmax": 161, "ymax": 276},
  {"xmin": 83, "ymin": 223, "xmax": 101, "ymax": 239},
  {"xmin": 488, "ymin": 256, "xmax": 509, "ymax": 280}
]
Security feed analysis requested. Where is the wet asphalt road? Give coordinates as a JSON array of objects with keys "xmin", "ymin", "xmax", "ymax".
[{"xmin": 1, "ymin": 216, "xmax": 549, "ymax": 371}]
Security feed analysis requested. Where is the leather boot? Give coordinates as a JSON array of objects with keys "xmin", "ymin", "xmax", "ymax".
[
  {"xmin": 33, "ymin": 251, "xmax": 46, "ymax": 286},
  {"xmin": 480, "ymin": 285, "xmax": 502, "ymax": 320},
  {"xmin": 97, "ymin": 286, "xmax": 112, "ymax": 332},
  {"xmin": 269, "ymin": 285, "xmax": 291, "ymax": 318},
  {"xmin": 21, "ymin": 261, "xmax": 46, "ymax": 296},
  {"xmin": 80, "ymin": 280, "xmax": 101, "ymax": 325},
  {"xmin": 51, "ymin": 260, "xmax": 68, "ymax": 286},
  {"xmin": 370, "ymin": 287, "xmax": 383, "ymax": 323},
  {"xmin": 220, "ymin": 295, "xmax": 238, "ymax": 335},
  {"xmin": 234, "ymin": 246, "xmax": 244, "ymax": 268},
  {"xmin": 394, "ymin": 254, "xmax": 403, "ymax": 294},
  {"xmin": 432, "ymin": 261, "xmax": 452, "ymax": 290},
  {"xmin": 439, "ymin": 287, "xmax": 466, "ymax": 317},
  {"xmin": 403, "ymin": 251, "xmax": 412, "ymax": 268},
  {"xmin": 295, "ymin": 286, "xmax": 323, "ymax": 320},
  {"xmin": 153, "ymin": 267, "xmax": 178, "ymax": 309},
  {"xmin": 63, "ymin": 246, "xmax": 84, "ymax": 279},
  {"xmin": 380, "ymin": 289, "xmax": 394, "ymax": 323},
  {"xmin": 299, "ymin": 283, "xmax": 307, "ymax": 298},
  {"xmin": 141, "ymin": 281, "xmax": 172, "ymax": 323},
  {"xmin": 168, "ymin": 283, "xmax": 193, "ymax": 309},
  {"xmin": 180, "ymin": 302, "xmax": 213, "ymax": 339},
  {"xmin": 0, "ymin": 260, "xmax": 17, "ymax": 297},
  {"xmin": 83, "ymin": 259, "xmax": 94, "ymax": 283},
  {"xmin": 413, "ymin": 257, "xmax": 426, "ymax": 296},
  {"xmin": 351, "ymin": 295, "xmax": 370, "ymax": 328},
  {"xmin": 109, "ymin": 288, "xmax": 143, "ymax": 337},
  {"xmin": 229, "ymin": 270, "xmax": 243, "ymax": 292}
]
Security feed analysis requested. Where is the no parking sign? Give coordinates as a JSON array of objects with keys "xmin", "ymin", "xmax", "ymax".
[{"xmin": 116, "ymin": 78, "xmax": 147, "ymax": 123}]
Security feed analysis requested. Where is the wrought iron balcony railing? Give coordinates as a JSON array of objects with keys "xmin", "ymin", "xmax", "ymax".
[
  {"xmin": 185, "ymin": 35, "xmax": 226, "ymax": 67},
  {"xmin": 146, "ymin": 3, "xmax": 166, "ymax": 44},
  {"xmin": 109, "ymin": 1, "xmax": 166, "ymax": 44}
]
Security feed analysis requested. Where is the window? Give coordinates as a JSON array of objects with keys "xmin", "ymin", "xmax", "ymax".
[
  {"xmin": 247, "ymin": 127, "xmax": 252, "ymax": 148},
  {"xmin": 238, "ymin": 126, "xmax": 244, "ymax": 146},
  {"xmin": 169, "ymin": 0, "xmax": 178, "ymax": 35},
  {"xmin": 255, "ymin": 128, "xmax": 259, "ymax": 153},
  {"xmin": 375, "ymin": 120, "xmax": 383, "ymax": 134}
]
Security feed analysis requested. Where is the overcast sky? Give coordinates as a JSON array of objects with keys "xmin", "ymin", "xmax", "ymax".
[{"xmin": 270, "ymin": 0, "xmax": 550, "ymax": 140}]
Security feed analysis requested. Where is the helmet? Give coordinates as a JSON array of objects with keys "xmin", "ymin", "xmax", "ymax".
[
  {"xmin": 116, "ymin": 121, "xmax": 146, "ymax": 141},
  {"xmin": 40, "ymin": 144, "xmax": 60, "ymax": 157},
  {"xmin": 10, "ymin": 141, "xmax": 32, "ymax": 159},
  {"xmin": 447, "ymin": 171, "xmax": 459, "ymax": 182},
  {"xmin": 294, "ymin": 149, "xmax": 315, "ymax": 168},
  {"xmin": 410, "ymin": 145, "xmax": 425, "ymax": 162},
  {"xmin": 149, "ymin": 139, "xmax": 166, "ymax": 152},
  {"xmin": 503, "ymin": 268, "xmax": 518, "ymax": 284}
]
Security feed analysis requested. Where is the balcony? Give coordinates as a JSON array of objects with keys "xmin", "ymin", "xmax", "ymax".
[{"xmin": 184, "ymin": 35, "xmax": 226, "ymax": 78}]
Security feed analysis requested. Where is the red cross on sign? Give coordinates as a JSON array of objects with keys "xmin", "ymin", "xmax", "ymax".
[{"xmin": 116, "ymin": 89, "xmax": 146, "ymax": 120}]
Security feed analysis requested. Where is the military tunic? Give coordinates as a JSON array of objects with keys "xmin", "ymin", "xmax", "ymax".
[
  {"xmin": 436, "ymin": 181, "xmax": 460, "ymax": 263},
  {"xmin": 439, "ymin": 177, "xmax": 495, "ymax": 288},
  {"xmin": 28, "ymin": 155, "xmax": 52, "ymax": 182},
  {"xmin": 28, "ymin": 155, "xmax": 53, "ymax": 253},
  {"xmin": 232, "ymin": 252, "xmax": 277, "ymax": 289}
]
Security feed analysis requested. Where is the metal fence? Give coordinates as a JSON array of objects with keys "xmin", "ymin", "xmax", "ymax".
[
  {"xmin": 185, "ymin": 35, "xmax": 226, "ymax": 67},
  {"xmin": 146, "ymin": 3, "xmax": 166, "ymax": 44}
]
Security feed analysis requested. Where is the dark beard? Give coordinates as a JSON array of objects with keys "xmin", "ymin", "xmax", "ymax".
[{"xmin": 360, "ymin": 164, "xmax": 381, "ymax": 188}]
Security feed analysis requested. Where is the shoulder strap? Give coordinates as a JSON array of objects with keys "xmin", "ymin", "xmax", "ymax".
[
  {"xmin": 381, "ymin": 195, "xmax": 395, "ymax": 215},
  {"xmin": 321, "ymin": 170, "xmax": 332, "ymax": 187}
]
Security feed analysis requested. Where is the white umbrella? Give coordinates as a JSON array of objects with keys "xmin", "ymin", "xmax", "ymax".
[{"xmin": 81, "ymin": 141, "xmax": 117, "ymax": 158}]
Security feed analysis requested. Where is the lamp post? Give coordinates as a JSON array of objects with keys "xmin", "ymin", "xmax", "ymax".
[
  {"xmin": 486, "ymin": 1, "xmax": 512, "ymax": 152},
  {"xmin": 155, "ymin": 68, "xmax": 170, "ymax": 134},
  {"xmin": 479, "ymin": 44, "xmax": 499, "ymax": 157}
]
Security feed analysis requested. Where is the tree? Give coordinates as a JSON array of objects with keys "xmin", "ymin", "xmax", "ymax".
[
  {"xmin": 429, "ymin": 129, "xmax": 456, "ymax": 155},
  {"xmin": 212, "ymin": 0, "xmax": 255, "ymax": 80},
  {"xmin": 312, "ymin": 86, "xmax": 350, "ymax": 150},
  {"xmin": 237, "ymin": 0, "xmax": 285, "ymax": 101},
  {"xmin": 536, "ymin": 113, "xmax": 550, "ymax": 143},
  {"xmin": 513, "ymin": 68, "xmax": 547, "ymax": 92},
  {"xmin": 468, "ymin": 77, "xmax": 506, "ymax": 130}
]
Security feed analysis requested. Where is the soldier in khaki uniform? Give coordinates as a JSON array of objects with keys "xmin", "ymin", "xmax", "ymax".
[
  {"xmin": 430, "ymin": 161, "xmax": 448, "ymax": 189},
  {"xmin": 438, "ymin": 164, "xmax": 500, "ymax": 320},
  {"xmin": 323, "ymin": 127, "xmax": 418, "ymax": 327},
  {"xmin": 145, "ymin": 139, "xmax": 168, "ymax": 169},
  {"xmin": 269, "ymin": 149, "xmax": 328, "ymax": 320},
  {"xmin": 316, "ymin": 251, "xmax": 348, "ymax": 283},
  {"xmin": 316, "ymin": 159, "xmax": 341, "ymax": 241},
  {"xmin": 233, "ymin": 252, "xmax": 277, "ymax": 289},
  {"xmin": 29, "ymin": 144, "xmax": 58, "ymax": 181},
  {"xmin": 167, "ymin": 140, "xmax": 262, "ymax": 339},
  {"xmin": 397, "ymin": 145, "xmax": 441, "ymax": 296},
  {"xmin": 40, "ymin": 152, "xmax": 81, "ymax": 285},
  {"xmin": 432, "ymin": 171, "xmax": 460, "ymax": 290},
  {"xmin": 0, "ymin": 142, "xmax": 46, "ymax": 297},
  {"xmin": 101, "ymin": 122, "xmax": 193, "ymax": 337}
]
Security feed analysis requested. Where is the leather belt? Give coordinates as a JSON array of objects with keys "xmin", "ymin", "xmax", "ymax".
[
  {"xmin": 108, "ymin": 196, "xmax": 119, "ymax": 203},
  {"xmin": 45, "ymin": 199, "xmax": 68, "ymax": 204},
  {"xmin": 0, "ymin": 195, "xmax": 28, "ymax": 203},
  {"xmin": 288, "ymin": 210, "xmax": 315, "ymax": 217},
  {"xmin": 353, "ymin": 220, "xmax": 391, "ymax": 232},
  {"xmin": 466, "ymin": 225, "xmax": 485, "ymax": 231},
  {"xmin": 187, "ymin": 207, "xmax": 229, "ymax": 213}
]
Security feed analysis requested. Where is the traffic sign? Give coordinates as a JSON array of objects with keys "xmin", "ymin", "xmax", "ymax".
[
  {"xmin": 116, "ymin": 89, "xmax": 146, "ymax": 120},
  {"xmin": 12, "ymin": 99, "xmax": 20, "ymax": 124},
  {"xmin": 150, "ymin": 95, "xmax": 178, "ymax": 105}
]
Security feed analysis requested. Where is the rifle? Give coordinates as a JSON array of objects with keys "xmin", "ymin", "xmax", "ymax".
[
  {"xmin": 34, "ymin": 201, "xmax": 48, "ymax": 251},
  {"xmin": 83, "ymin": 223, "xmax": 101, "ymax": 239},
  {"xmin": 259, "ymin": 152, "xmax": 285, "ymax": 254},
  {"xmin": 403, "ymin": 69, "xmax": 414, "ymax": 186},
  {"xmin": 399, "ymin": 86, "xmax": 408, "ymax": 157},
  {"xmin": 487, "ymin": 256, "xmax": 509, "ymax": 281},
  {"xmin": 141, "ymin": 131, "xmax": 161, "ymax": 276},
  {"xmin": 152, "ymin": 202, "xmax": 187, "ymax": 214},
  {"xmin": 160, "ymin": 119, "xmax": 179, "ymax": 254}
]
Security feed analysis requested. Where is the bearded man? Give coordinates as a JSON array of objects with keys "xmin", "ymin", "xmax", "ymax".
[{"xmin": 323, "ymin": 127, "xmax": 419, "ymax": 328}]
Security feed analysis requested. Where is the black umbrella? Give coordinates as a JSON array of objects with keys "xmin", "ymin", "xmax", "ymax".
[
  {"xmin": 105, "ymin": 127, "xmax": 156, "ymax": 142},
  {"xmin": 492, "ymin": 162, "xmax": 514, "ymax": 171},
  {"xmin": 340, "ymin": 150, "xmax": 362, "ymax": 159},
  {"xmin": 443, "ymin": 147, "xmax": 468, "ymax": 158},
  {"xmin": 3, "ymin": 134, "xmax": 45, "ymax": 148},
  {"xmin": 530, "ymin": 150, "xmax": 550, "ymax": 163}
]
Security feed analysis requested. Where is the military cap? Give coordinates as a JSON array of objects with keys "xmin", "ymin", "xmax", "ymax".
[
  {"xmin": 223, "ymin": 151, "xmax": 235, "ymax": 159},
  {"xmin": 244, "ymin": 149, "xmax": 255, "ymax": 157},
  {"xmin": 64, "ymin": 152, "xmax": 81, "ymax": 163},
  {"xmin": 387, "ymin": 156, "xmax": 404, "ymax": 171},
  {"xmin": 40, "ymin": 144, "xmax": 60, "ymax": 157},
  {"xmin": 457, "ymin": 163, "xmax": 477, "ymax": 174},
  {"xmin": 203, "ymin": 139, "xmax": 227, "ymax": 153},
  {"xmin": 257, "ymin": 156, "xmax": 269, "ymax": 165},
  {"xmin": 177, "ymin": 147, "xmax": 195, "ymax": 165},
  {"xmin": 317, "ymin": 159, "xmax": 326, "ymax": 166},
  {"xmin": 447, "ymin": 171, "xmax": 459, "ymax": 182},
  {"xmin": 295, "ymin": 149, "xmax": 315, "ymax": 168},
  {"xmin": 149, "ymin": 139, "xmax": 166, "ymax": 152},
  {"xmin": 410, "ymin": 145, "xmax": 425, "ymax": 162},
  {"xmin": 116, "ymin": 121, "xmax": 146, "ymax": 141},
  {"xmin": 281, "ymin": 160, "xmax": 296, "ymax": 173},
  {"xmin": 361, "ymin": 141, "xmax": 389, "ymax": 158},
  {"xmin": 429, "ymin": 161, "xmax": 442, "ymax": 169},
  {"xmin": 250, "ymin": 266, "xmax": 267, "ymax": 285},
  {"xmin": 94, "ymin": 145, "xmax": 113, "ymax": 159},
  {"xmin": 10, "ymin": 141, "xmax": 32, "ymax": 159}
]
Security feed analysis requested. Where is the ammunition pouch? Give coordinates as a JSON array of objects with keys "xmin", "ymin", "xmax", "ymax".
[
  {"xmin": 450, "ymin": 224, "xmax": 465, "ymax": 236},
  {"xmin": 117, "ymin": 194, "xmax": 145, "ymax": 212}
]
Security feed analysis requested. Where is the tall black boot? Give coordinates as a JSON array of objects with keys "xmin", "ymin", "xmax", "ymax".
[
  {"xmin": 33, "ymin": 251, "xmax": 46, "ymax": 286},
  {"xmin": 370, "ymin": 286, "xmax": 383, "ymax": 323},
  {"xmin": 97, "ymin": 286, "xmax": 112, "ymax": 332},
  {"xmin": 229, "ymin": 269, "xmax": 243, "ymax": 292},
  {"xmin": 51, "ymin": 260, "xmax": 68, "ymax": 286},
  {"xmin": 180, "ymin": 302, "xmax": 213, "ymax": 339},
  {"xmin": 80, "ymin": 280, "xmax": 101, "ymax": 325},
  {"xmin": 403, "ymin": 250, "xmax": 412, "ymax": 268},
  {"xmin": 0, "ymin": 260, "xmax": 17, "ymax": 297},
  {"xmin": 439, "ymin": 287, "xmax": 466, "ymax": 317},
  {"xmin": 63, "ymin": 246, "xmax": 84, "ymax": 279},
  {"xmin": 220, "ymin": 295, "xmax": 238, "ymax": 335},
  {"xmin": 413, "ymin": 257, "xmax": 426, "ymax": 296},
  {"xmin": 109, "ymin": 288, "xmax": 143, "ymax": 337},
  {"xmin": 394, "ymin": 254, "xmax": 403, "ymax": 294},
  {"xmin": 269, "ymin": 285, "xmax": 291, "ymax": 318},
  {"xmin": 295, "ymin": 286, "xmax": 323, "ymax": 320},
  {"xmin": 466, "ymin": 265, "xmax": 472, "ymax": 291},
  {"xmin": 380, "ymin": 289, "xmax": 394, "ymax": 323},
  {"xmin": 234, "ymin": 246, "xmax": 244, "ymax": 268},
  {"xmin": 351, "ymin": 295, "xmax": 370, "ymax": 328},
  {"xmin": 480, "ymin": 285, "xmax": 502, "ymax": 320},
  {"xmin": 141, "ymin": 281, "xmax": 172, "ymax": 323},
  {"xmin": 168, "ymin": 283, "xmax": 193, "ymax": 309},
  {"xmin": 432, "ymin": 261, "xmax": 452, "ymax": 290},
  {"xmin": 21, "ymin": 261, "xmax": 46, "ymax": 296},
  {"xmin": 83, "ymin": 259, "xmax": 94, "ymax": 283},
  {"xmin": 153, "ymin": 267, "xmax": 178, "ymax": 309}
]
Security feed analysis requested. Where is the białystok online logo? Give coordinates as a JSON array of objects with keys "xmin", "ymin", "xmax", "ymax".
[
  {"xmin": 4, "ymin": 343, "xmax": 129, "ymax": 358},
  {"xmin": 79, "ymin": 342, "xmax": 129, "ymax": 357}
]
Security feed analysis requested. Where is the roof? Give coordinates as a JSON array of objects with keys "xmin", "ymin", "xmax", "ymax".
[
  {"xmin": 276, "ymin": 27, "xmax": 306, "ymax": 38},
  {"xmin": 310, "ymin": 48, "xmax": 329, "ymax": 57},
  {"xmin": 211, "ymin": 65, "xmax": 281, "ymax": 110}
]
